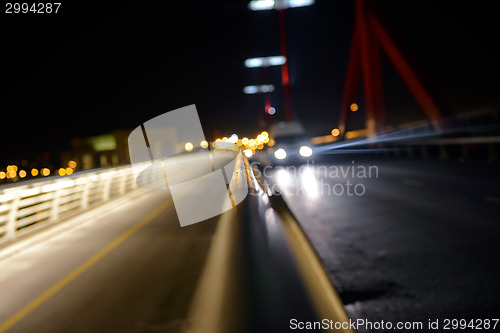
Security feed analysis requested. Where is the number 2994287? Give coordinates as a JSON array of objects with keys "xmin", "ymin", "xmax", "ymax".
[{"xmin": 5, "ymin": 3, "xmax": 61, "ymax": 14}]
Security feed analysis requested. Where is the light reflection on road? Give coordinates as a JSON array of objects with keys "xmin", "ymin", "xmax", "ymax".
[{"xmin": 273, "ymin": 166, "xmax": 321, "ymax": 200}]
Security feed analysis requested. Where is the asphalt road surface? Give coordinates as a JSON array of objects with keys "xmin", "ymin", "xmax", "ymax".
[
  {"xmin": 264, "ymin": 156, "xmax": 500, "ymax": 332},
  {"xmin": 0, "ymin": 190, "xmax": 217, "ymax": 333},
  {"xmin": 1, "ymin": 156, "xmax": 499, "ymax": 333}
]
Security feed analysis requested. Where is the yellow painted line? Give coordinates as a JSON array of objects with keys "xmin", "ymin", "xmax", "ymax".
[
  {"xmin": 0, "ymin": 200, "xmax": 171, "ymax": 333},
  {"xmin": 273, "ymin": 199, "xmax": 355, "ymax": 333}
]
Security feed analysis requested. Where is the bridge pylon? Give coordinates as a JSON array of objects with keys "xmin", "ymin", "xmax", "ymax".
[{"xmin": 339, "ymin": 0, "xmax": 448, "ymax": 138}]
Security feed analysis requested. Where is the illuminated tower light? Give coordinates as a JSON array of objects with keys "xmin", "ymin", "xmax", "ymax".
[{"xmin": 244, "ymin": 56, "xmax": 286, "ymax": 68}]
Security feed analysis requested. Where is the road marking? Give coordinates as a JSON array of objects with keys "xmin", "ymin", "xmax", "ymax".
[
  {"xmin": 483, "ymin": 196, "xmax": 500, "ymax": 204},
  {"xmin": 0, "ymin": 200, "xmax": 171, "ymax": 333},
  {"xmin": 276, "ymin": 200, "xmax": 355, "ymax": 333},
  {"xmin": 401, "ymin": 178, "xmax": 424, "ymax": 188}
]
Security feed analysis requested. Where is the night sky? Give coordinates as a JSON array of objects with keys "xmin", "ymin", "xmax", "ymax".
[{"xmin": 1, "ymin": 0, "xmax": 498, "ymax": 164}]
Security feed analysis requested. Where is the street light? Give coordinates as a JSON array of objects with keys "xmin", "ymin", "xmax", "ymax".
[
  {"xmin": 244, "ymin": 56, "xmax": 286, "ymax": 68},
  {"xmin": 247, "ymin": 0, "xmax": 314, "ymax": 122},
  {"xmin": 248, "ymin": 0, "xmax": 315, "ymax": 11},
  {"xmin": 243, "ymin": 84, "xmax": 275, "ymax": 94},
  {"xmin": 244, "ymin": 58, "xmax": 283, "ymax": 124}
]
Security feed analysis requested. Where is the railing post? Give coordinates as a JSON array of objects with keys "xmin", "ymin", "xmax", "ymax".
[
  {"xmin": 119, "ymin": 170, "xmax": 127, "ymax": 195},
  {"xmin": 81, "ymin": 179, "xmax": 91, "ymax": 210},
  {"xmin": 128, "ymin": 169, "xmax": 137, "ymax": 190},
  {"xmin": 50, "ymin": 187, "xmax": 62, "ymax": 222},
  {"xmin": 6, "ymin": 193, "xmax": 21, "ymax": 240},
  {"xmin": 0, "ymin": 166, "xmax": 144, "ymax": 244},
  {"xmin": 102, "ymin": 174, "xmax": 113, "ymax": 201}
]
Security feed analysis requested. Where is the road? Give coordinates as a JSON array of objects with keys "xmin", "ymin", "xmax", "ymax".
[
  {"xmin": 263, "ymin": 156, "xmax": 500, "ymax": 332},
  {"xmin": 0, "ymin": 190, "xmax": 217, "ymax": 333},
  {"xmin": 1, "ymin": 155, "xmax": 499, "ymax": 333}
]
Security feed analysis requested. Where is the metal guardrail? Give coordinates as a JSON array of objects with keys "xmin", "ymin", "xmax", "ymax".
[
  {"xmin": 314, "ymin": 130, "xmax": 500, "ymax": 162},
  {"xmin": 185, "ymin": 153, "xmax": 353, "ymax": 333},
  {"xmin": 0, "ymin": 165, "xmax": 142, "ymax": 244},
  {"xmin": 382, "ymin": 135, "xmax": 500, "ymax": 162}
]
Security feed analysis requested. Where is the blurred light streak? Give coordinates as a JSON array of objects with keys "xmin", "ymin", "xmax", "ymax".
[
  {"xmin": 244, "ymin": 56, "xmax": 286, "ymax": 68},
  {"xmin": 275, "ymin": 168, "xmax": 292, "ymax": 184},
  {"xmin": 243, "ymin": 84, "xmax": 275, "ymax": 94},
  {"xmin": 311, "ymin": 135, "xmax": 336, "ymax": 144},
  {"xmin": 268, "ymin": 56, "xmax": 286, "ymax": 66},
  {"xmin": 299, "ymin": 166, "xmax": 320, "ymax": 199},
  {"xmin": 345, "ymin": 128, "xmax": 369, "ymax": 139},
  {"xmin": 248, "ymin": 0, "xmax": 315, "ymax": 10},
  {"xmin": 243, "ymin": 85, "xmax": 258, "ymax": 94},
  {"xmin": 248, "ymin": 0, "xmax": 275, "ymax": 10},
  {"xmin": 288, "ymin": 0, "xmax": 315, "ymax": 8},
  {"xmin": 319, "ymin": 148, "xmax": 402, "ymax": 155},
  {"xmin": 314, "ymin": 122, "xmax": 454, "ymax": 155}
]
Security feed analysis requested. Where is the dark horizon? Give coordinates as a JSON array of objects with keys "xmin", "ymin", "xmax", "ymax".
[{"xmin": 1, "ymin": 0, "xmax": 498, "ymax": 165}]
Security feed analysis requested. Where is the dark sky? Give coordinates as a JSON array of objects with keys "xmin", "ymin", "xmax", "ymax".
[{"xmin": 1, "ymin": 0, "xmax": 498, "ymax": 164}]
